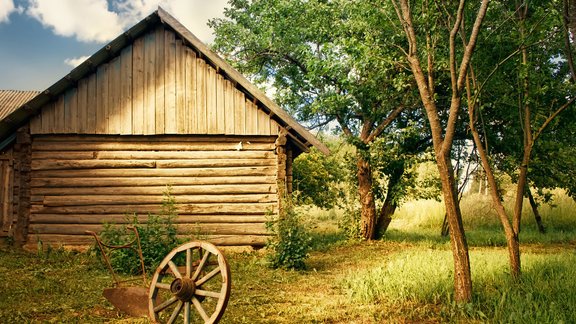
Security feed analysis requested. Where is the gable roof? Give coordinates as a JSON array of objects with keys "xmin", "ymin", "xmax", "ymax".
[
  {"xmin": 0, "ymin": 8, "xmax": 329, "ymax": 155},
  {"xmin": 0, "ymin": 90, "xmax": 41, "ymax": 120}
]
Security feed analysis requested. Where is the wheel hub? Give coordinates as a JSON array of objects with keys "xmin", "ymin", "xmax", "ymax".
[{"xmin": 170, "ymin": 277, "xmax": 196, "ymax": 301}]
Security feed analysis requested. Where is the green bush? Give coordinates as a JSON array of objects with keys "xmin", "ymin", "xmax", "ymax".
[
  {"xmin": 266, "ymin": 200, "xmax": 311, "ymax": 270},
  {"xmin": 97, "ymin": 188, "xmax": 180, "ymax": 275}
]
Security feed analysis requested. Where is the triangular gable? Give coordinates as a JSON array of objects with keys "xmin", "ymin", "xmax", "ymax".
[
  {"xmin": 0, "ymin": 8, "xmax": 329, "ymax": 155},
  {"xmin": 0, "ymin": 90, "xmax": 41, "ymax": 121}
]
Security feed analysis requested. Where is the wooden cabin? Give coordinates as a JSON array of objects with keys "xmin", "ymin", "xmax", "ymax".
[{"xmin": 0, "ymin": 8, "xmax": 328, "ymax": 250}]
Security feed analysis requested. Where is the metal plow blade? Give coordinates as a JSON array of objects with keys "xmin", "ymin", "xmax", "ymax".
[{"xmin": 103, "ymin": 287, "xmax": 149, "ymax": 317}]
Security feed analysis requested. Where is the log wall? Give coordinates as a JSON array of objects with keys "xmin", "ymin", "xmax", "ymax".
[
  {"xmin": 29, "ymin": 26, "xmax": 280, "ymax": 137},
  {"xmin": 25, "ymin": 135, "xmax": 278, "ymax": 248},
  {"xmin": 0, "ymin": 147, "xmax": 14, "ymax": 237}
]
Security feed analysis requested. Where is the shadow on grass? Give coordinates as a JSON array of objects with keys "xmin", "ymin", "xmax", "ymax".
[{"xmin": 309, "ymin": 230, "xmax": 347, "ymax": 252}]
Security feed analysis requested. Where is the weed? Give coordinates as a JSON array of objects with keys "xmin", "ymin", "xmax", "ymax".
[
  {"xmin": 266, "ymin": 199, "xmax": 312, "ymax": 270},
  {"xmin": 97, "ymin": 187, "xmax": 180, "ymax": 274}
]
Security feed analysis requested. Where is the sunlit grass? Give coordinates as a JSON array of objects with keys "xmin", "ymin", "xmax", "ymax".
[
  {"xmin": 388, "ymin": 189, "xmax": 576, "ymax": 247},
  {"xmin": 341, "ymin": 248, "xmax": 576, "ymax": 323}
]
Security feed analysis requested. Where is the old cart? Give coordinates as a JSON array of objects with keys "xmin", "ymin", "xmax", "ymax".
[{"xmin": 87, "ymin": 228, "xmax": 231, "ymax": 323}]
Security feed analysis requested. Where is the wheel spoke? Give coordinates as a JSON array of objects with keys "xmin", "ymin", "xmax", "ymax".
[
  {"xmin": 191, "ymin": 296, "xmax": 210, "ymax": 322},
  {"xmin": 184, "ymin": 301, "xmax": 191, "ymax": 324},
  {"xmin": 196, "ymin": 267, "xmax": 221, "ymax": 286},
  {"xmin": 167, "ymin": 301, "xmax": 183, "ymax": 324},
  {"xmin": 155, "ymin": 282, "xmax": 171, "ymax": 290},
  {"xmin": 192, "ymin": 250, "xmax": 210, "ymax": 281},
  {"xmin": 154, "ymin": 296, "xmax": 178, "ymax": 313},
  {"xmin": 149, "ymin": 242, "xmax": 230, "ymax": 322},
  {"xmin": 195, "ymin": 289, "xmax": 221, "ymax": 299},
  {"xmin": 168, "ymin": 260, "xmax": 182, "ymax": 279},
  {"xmin": 186, "ymin": 248, "xmax": 193, "ymax": 278}
]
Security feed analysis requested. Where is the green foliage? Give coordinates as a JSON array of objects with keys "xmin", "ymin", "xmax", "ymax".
[
  {"xmin": 266, "ymin": 199, "xmax": 311, "ymax": 270},
  {"xmin": 211, "ymin": 0, "xmax": 425, "ymax": 240},
  {"xmin": 98, "ymin": 188, "xmax": 180, "ymax": 275},
  {"xmin": 292, "ymin": 143, "xmax": 345, "ymax": 209}
]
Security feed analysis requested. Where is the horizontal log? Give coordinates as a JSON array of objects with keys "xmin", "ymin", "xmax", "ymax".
[
  {"xmin": 32, "ymin": 150, "xmax": 274, "ymax": 161},
  {"xmin": 32, "ymin": 166, "xmax": 276, "ymax": 179},
  {"xmin": 31, "ymin": 159, "xmax": 276, "ymax": 170},
  {"xmin": 31, "ymin": 176, "xmax": 277, "ymax": 188},
  {"xmin": 31, "ymin": 141, "xmax": 275, "ymax": 152},
  {"xmin": 32, "ymin": 160, "xmax": 157, "ymax": 171},
  {"xmin": 206, "ymin": 235, "xmax": 268, "ymax": 246},
  {"xmin": 28, "ymin": 223, "xmax": 268, "ymax": 235},
  {"xmin": 95, "ymin": 150, "xmax": 274, "ymax": 160},
  {"xmin": 31, "ymin": 203, "xmax": 277, "ymax": 215},
  {"xmin": 32, "ymin": 152, "xmax": 96, "ymax": 160},
  {"xmin": 33, "ymin": 135, "xmax": 276, "ymax": 144},
  {"xmin": 41, "ymin": 194, "xmax": 277, "ymax": 206},
  {"xmin": 30, "ymin": 214, "xmax": 269, "ymax": 224},
  {"xmin": 33, "ymin": 184, "xmax": 277, "ymax": 196},
  {"xmin": 155, "ymin": 159, "xmax": 275, "ymax": 168},
  {"xmin": 24, "ymin": 234, "xmax": 269, "ymax": 250}
]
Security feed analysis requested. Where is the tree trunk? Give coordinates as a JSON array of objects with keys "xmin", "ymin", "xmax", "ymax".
[
  {"xmin": 512, "ymin": 148, "xmax": 532, "ymax": 234},
  {"xmin": 435, "ymin": 153, "xmax": 473, "ymax": 302},
  {"xmin": 527, "ymin": 188, "xmax": 546, "ymax": 233},
  {"xmin": 375, "ymin": 198, "xmax": 396, "ymax": 239},
  {"xmin": 357, "ymin": 155, "xmax": 377, "ymax": 240},
  {"xmin": 441, "ymin": 214, "xmax": 449, "ymax": 236},
  {"xmin": 469, "ymin": 115, "xmax": 522, "ymax": 278},
  {"xmin": 375, "ymin": 163, "xmax": 404, "ymax": 238}
]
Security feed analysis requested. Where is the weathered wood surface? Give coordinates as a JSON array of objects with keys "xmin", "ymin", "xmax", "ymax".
[
  {"xmin": 28, "ymin": 135, "xmax": 278, "ymax": 247},
  {"xmin": 30, "ymin": 214, "xmax": 268, "ymax": 224},
  {"xmin": 24, "ymin": 234, "xmax": 269, "ymax": 250},
  {"xmin": 29, "ymin": 26, "xmax": 280, "ymax": 137},
  {"xmin": 29, "ymin": 223, "xmax": 267, "ymax": 235},
  {"xmin": 0, "ymin": 149, "xmax": 14, "ymax": 237}
]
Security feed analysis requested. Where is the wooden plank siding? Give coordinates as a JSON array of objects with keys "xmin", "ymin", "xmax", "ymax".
[
  {"xmin": 0, "ymin": 148, "xmax": 14, "ymax": 237},
  {"xmin": 26, "ymin": 135, "xmax": 278, "ymax": 247},
  {"xmin": 30, "ymin": 27, "xmax": 279, "ymax": 137}
]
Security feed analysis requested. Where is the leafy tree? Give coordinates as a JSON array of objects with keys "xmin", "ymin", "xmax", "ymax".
[
  {"xmin": 463, "ymin": 0, "xmax": 576, "ymax": 277},
  {"xmin": 292, "ymin": 142, "xmax": 345, "ymax": 210},
  {"xmin": 391, "ymin": 0, "xmax": 490, "ymax": 302},
  {"xmin": 210, "ymin": 0, "xmax": 419, "ymax": 239}
]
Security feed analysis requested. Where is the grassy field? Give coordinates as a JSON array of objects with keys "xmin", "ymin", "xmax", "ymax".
[{"xmin": 1, "ymin": 192, "xmax": 575, "ymax": 323}]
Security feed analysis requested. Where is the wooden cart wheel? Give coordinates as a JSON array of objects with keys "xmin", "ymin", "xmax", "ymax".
[{"xmin": 148, "ymin": 242, "xmax": 231, "ymax": 324}]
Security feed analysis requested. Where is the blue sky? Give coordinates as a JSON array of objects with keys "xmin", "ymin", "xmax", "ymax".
[{"xmin": 0, "ymin": 0, "xmax": 227, "ymax": 91}]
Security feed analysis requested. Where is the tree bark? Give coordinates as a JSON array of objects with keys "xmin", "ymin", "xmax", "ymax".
[
  {"xmin": 527, "ymin": 188, "xmax": 546, "ymax": 233},
  {"xmin": 435, "ymin": 153, "xmax": 473, "ymax": 302},
  {"xmin": 469, "ymin": 109, "xmax": 521, "ymax": 278},
  {"xmin": 357, "ymin": 155, "xmax": 377, "ymax": 240},
  {"xmin": 376, "ymin": 199, "xmax": 395, "ymax": 239},
  {"xmin": 513, "ymin": 3, "xmax": 533, "ymax": 235},
  {"xmin": 375, "ymin": 164, "xmax": 404, "ymax": 238},
  {"xmin": 513, "ymin": 148, "xmax": 532, "ymax": 234}
]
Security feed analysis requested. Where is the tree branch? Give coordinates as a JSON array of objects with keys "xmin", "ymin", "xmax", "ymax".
[
  {"xmin": 533, "ymin": 96, "xmax": 576, "ymax": 142},
  {"xmin": 365, "ymin": 104, "xmax": 407, "ymax": 143}
]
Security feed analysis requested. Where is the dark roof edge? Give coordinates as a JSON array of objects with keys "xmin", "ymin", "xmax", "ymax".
[{"xmin": 0, "ymin": 7, "xmax": 329, "ymax": 155}]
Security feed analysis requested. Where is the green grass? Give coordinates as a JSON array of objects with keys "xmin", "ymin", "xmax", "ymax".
[{"xmin": 341, "ymin": 248, "xmax": 576, "ymax": 323}]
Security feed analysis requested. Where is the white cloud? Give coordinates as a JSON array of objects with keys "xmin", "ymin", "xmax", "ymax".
[
  {"xmin": 26, "ymin": 0, "xmax": 124, "ymax": 43},
  {"xmin": 64, "ymin": 55, "xmax": 90, "ymax": 68},
  {"xmin": 24, "ymin": 0, "xmax": 227, "ymax": 44},
  {"xmin": 0, "ymin": 0, "xmax": 17, "ymax": 23},
  {"xmin": 159, "ymin": 0, "xmax": 227, "ymax": 43}
]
